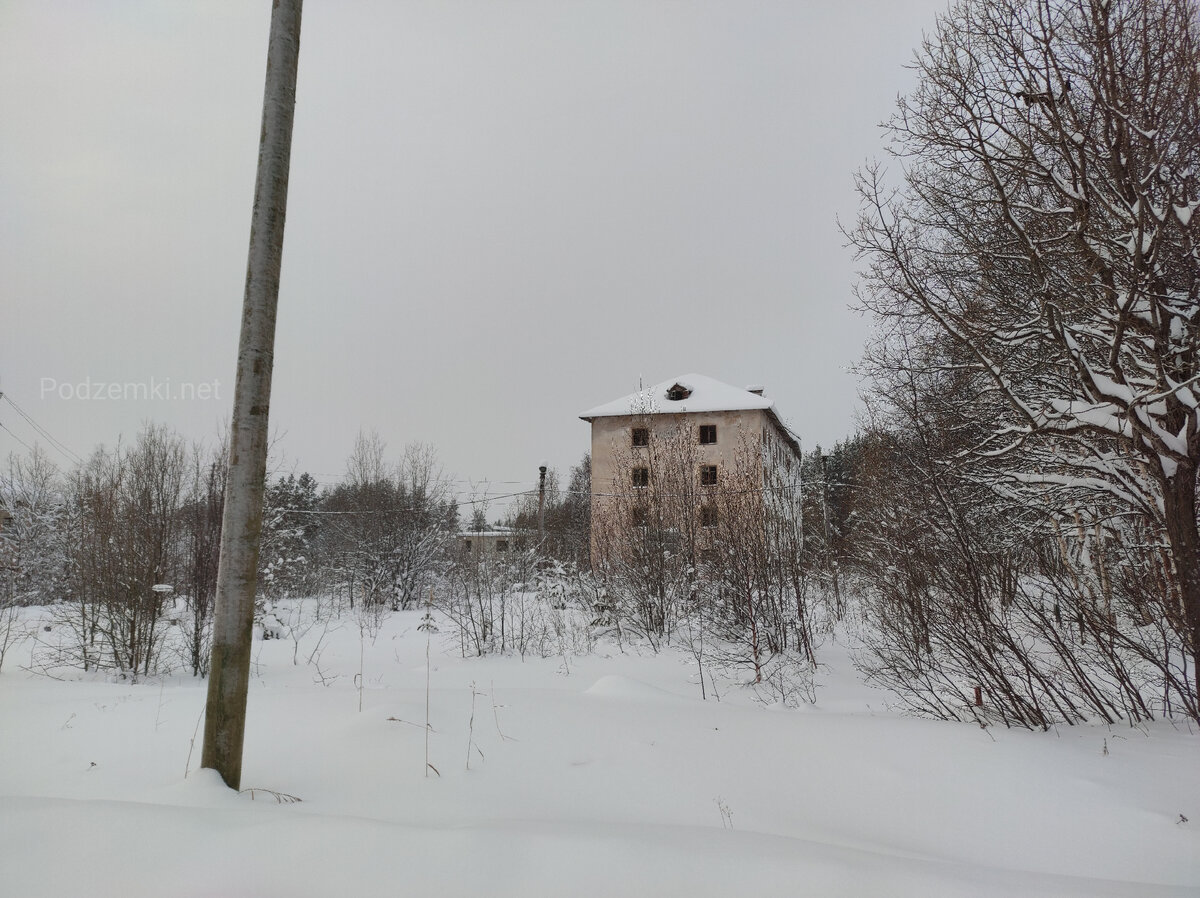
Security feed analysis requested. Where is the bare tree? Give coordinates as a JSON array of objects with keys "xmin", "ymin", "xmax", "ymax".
[
  {"xmin": 345, "ymin": 428, "xmax": 389, "ymax": 489},
  {"xmin": 590, "ymin": 415, "xmax": 706, "ymax": 646},
  {"xmin": 847, "ymin": 418, "xmax": 1193, "ymax": 727},
  {"xmin": 393, "ymin": 442, "xmax": 456, "ymax": 609},
  {"xmin": 203, "ymin": 0, "xmax": 303, "ymax": 790},
  {"xmin": 57, "ymin": 426, "xmax": 188, "ymax": 679},
  {"xmin": 180, "ymin": 441, "xmax": 227, "ymax": 676},
  {"xmin": 850, "ymin": 0, "xmax": 1200, "ymax": 702}
]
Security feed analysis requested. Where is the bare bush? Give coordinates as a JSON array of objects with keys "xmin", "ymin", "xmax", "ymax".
[{"xmin": 52, "ymin": 425, "xmax": 188, "ymax": 679}]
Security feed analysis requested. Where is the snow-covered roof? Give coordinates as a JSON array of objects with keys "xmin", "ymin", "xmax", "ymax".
[
  {"xmin": 457, "ymin": 528, "xmax": 533, "ymax": 538},
  {"xmin": 579, "ymin": 374, "xmax": 775, "ymax": 419}
]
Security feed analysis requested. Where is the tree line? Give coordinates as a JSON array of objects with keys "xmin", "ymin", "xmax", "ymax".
[
  {"xmin": 842, "ymin": 0, "xmax": 1199, "ymax": 726},
  {"xmin": 0, "ymin": 420, "xmax": 850, "ymax": 698},
  {"xmin": 0, "ymin": 427, "xmax": 460, "ymax": 679}
]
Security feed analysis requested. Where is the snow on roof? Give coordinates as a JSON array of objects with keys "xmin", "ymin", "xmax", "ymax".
[
  {"xmin": 458, "ymin": 526, "xmax": 531, "ymax": 536},
  {"xmin": 579, "ymin": 374, "xmax": 775, "ymax": 419}
]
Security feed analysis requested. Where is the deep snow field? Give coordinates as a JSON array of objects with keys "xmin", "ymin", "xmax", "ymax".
[{"xmin": 1, "ymin": 603, "xmax": 1197, "ymax": 898}]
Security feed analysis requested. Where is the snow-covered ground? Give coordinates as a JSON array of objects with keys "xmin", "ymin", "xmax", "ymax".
[{"xmin": 1, "ymin": 605, "xmax": 1197, "ymax": 897}]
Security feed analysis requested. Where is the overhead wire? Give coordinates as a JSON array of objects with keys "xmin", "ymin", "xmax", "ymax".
[
  {"xmin": 1, "ymin": 391, "xmax": 85, "ymax": 463},
  {"xmin": 0, "ymin": 393, "xmax": 825, "ymax": 508},
  {"xmin": 0, "ymin": 420, "xmax": 37, "ymax": 456},
  {"xmin": 278, "ymin": 487, "xmax": 538, "ymax": 516},
  {"xmin": 0, "ymin": 393, "xmax": 84, "ymax": 466}
]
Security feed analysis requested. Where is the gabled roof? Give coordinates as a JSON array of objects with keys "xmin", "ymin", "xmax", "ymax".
[{"xmin": 579, "ymin": 374, "xmax": 774, "ymax": 420}]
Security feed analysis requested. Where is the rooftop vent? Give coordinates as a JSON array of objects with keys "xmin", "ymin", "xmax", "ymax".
[{"xmin": 746, "ymin": 384, "xmax": 765, "ymax": 396}]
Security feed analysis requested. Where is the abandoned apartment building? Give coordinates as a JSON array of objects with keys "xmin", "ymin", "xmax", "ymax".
[{"xmin": 579, "ymin": 374, "xmax": 802, "ymax": 560}]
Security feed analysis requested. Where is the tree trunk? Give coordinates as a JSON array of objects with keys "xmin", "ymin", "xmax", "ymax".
[
  {"xmin": 1162, "ymin": 464, "xmax": 1200, "ymax": 703},
  {"xmin": 201, "ymin": 0, "xmax": 302, "ymax": 791}
]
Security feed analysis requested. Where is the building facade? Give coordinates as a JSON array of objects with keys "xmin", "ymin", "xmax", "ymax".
[
  {"xmin": 580, "ymin": 374, "xmax": 802, "ymax": 565},
  {"xmin": 456, "ymin": 527, "xmax": 533, "ymax": 559}
]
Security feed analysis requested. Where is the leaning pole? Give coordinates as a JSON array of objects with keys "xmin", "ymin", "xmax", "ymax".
[{"xmin": 202, "ymin": 0, "xmax": 302, "ymax": 790}]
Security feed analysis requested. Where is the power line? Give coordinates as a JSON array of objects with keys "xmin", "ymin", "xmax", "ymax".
[
  {"xmin": 0, "ymin": 420, "xmax": 37, "ymax": 456},
  {"xmin": 0, "ymin": 396, "xmax": 819, "ymax": 508},
  {"xmin": 294, "ymin": 481, "xmax": 811, "ymax": 510},
  {"xmin": 307, "ymin": 470, "xmax": 538, "ymax": 488},
  {"xmin": 0, "ymin": 394, "xmax": 84, "ymax": 466},
  {"xmin": 279, "ymin": 487, "xmax": 539, "ymax": 516}
]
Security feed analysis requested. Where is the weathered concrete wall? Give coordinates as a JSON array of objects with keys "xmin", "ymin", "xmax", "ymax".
[
  {"xmin": 456, "ymin": 531, "xmax": 532, "ymax": 559},
  {"xmin": 588, "ymin": 408, "xmax": 771, "ymax": 561},
  {"xmin": 590, "ymin": 409, "xmax": 765, "ymax": 493}
]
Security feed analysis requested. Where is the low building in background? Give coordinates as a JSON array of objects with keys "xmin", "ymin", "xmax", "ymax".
[{"xmin": 456, "ymin": 527, "xmax": 534, "ymax": 559}]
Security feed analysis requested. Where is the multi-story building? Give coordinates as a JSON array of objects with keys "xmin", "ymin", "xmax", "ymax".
[{"xmin": 579, "ymin": 374, "xmax": 802, "ymax": 563}]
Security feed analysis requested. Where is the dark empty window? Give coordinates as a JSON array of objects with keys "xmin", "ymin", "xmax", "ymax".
[
  {"xmin": 700, "ymin": 465, "xmax": 718, "ymax": 487},
  {"xmin": 632, "ymin": 427, "xmax": 649, "ymax": 448},
  {"xmin": 699, "ymin": 424, "xmax": 717, "ymax": 445},
  {"xmin": 631, "ymin": 506, "xmax": 648, "ymax": 528},
  {"xmin": 496, "ymin": 540, "xmax": 508, "ymax": 553},
  {"xmin": 632, "ymin": 467, "xmax": 650, "ymax": 488},
  {"xmin": 700, "ymin": 505, "xmax": 717, "ymax": 528}
]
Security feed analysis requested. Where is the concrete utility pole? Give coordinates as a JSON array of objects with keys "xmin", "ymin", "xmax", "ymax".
[
  {"xmin": 537, "ymin": 464, "xmax": 548, "ymax": 543},
  {"xmin": 202, "ymin": 0, "xmax": 303, "ymax": 791}
]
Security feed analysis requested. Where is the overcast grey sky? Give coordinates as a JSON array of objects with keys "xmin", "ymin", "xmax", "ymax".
[{"xmin": 2, "ymin": 0, "xmax": 947, "ymax": 505}]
